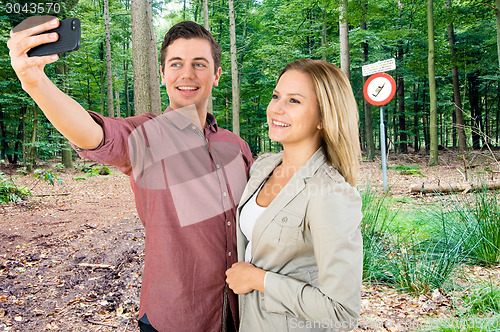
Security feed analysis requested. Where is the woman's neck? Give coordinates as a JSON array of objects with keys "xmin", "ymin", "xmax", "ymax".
[{"xmin": 278, "ymin": 143, "xmax": 321, "ymax": 178}]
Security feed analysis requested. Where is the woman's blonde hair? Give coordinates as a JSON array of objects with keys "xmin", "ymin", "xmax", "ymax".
[{"xmin": 278, "ymin": 59, "xmax": 361, "ymax": 186}]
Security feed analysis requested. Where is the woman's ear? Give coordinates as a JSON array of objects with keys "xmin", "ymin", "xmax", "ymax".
[{"xmin": 317, "ymin": 122, "xmax": 323, "ymax": 130}]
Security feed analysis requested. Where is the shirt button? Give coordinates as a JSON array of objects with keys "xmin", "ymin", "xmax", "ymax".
[
  {"xmin": 223, "ymin": 192, "xmax": 227, "ymax": 197},
  {"xmin": 282, "ymin": 217, "xmax": 288, "ymax": 223},
  {"xmin": 228, "ymin": 251, "xmax": 232, "ymax": 256},
  {"xmin": 227, "ymin": 221, "xmax": 231, "ymax": 226},
  {"xmin": 216, "ymin": 164, "xmax": 221, "ymax": 169},
  {"xmin": 191, "ymin": 125, "xmax": 196, "ymax": 130}
]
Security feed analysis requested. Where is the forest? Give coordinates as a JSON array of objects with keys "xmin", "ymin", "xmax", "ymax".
[
  {"xmin": 0, "ymin": 0, "xmax": 499, "ymax": 169},
  {"xmin": 1, "ymin": 1, "xmax": 500, "ymax": 330}
]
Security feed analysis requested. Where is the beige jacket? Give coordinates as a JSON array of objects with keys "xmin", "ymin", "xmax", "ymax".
[{"xmin": 236, "ymin": 148, "xmax": 363, "ymax": 331}]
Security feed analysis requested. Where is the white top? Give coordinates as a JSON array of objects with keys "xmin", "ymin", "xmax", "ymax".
[{"xmin": 239, "ymin": 183, "xmax": 267, "ymax": 262}]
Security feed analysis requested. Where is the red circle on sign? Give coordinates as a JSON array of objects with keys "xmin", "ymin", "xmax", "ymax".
[{"xmin": 363, "ymin": 73, "xmax": 397, "ymax": 106}]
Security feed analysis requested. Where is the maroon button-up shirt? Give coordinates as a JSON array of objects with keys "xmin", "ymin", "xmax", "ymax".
[{"xmin": 73, "ymin": 107, "xmax": 252, "ymax": 331}]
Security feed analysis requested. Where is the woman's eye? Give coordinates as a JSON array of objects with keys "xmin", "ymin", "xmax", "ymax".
[
  {"xmin": 271, "ymin": 94, "xmax": 279, "ymax": 100},
  {"xmin": 290, "ymin": 98, "xmax": 300, "ymax": 104}
]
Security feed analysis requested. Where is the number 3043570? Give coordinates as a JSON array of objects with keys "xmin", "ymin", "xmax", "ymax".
[{"xmin": 5, "ymin": 2, "xmax": 61, "ymax": 15}]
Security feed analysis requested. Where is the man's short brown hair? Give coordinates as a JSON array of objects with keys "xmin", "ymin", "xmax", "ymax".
[{"xmin": 160, "ymin": 21, "xmax": 221, "ymax": 74}]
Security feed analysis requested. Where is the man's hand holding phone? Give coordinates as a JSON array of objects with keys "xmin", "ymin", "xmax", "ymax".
[{"xmin": 8, "ymin": 16, "xmax": 81, "ymax": 89}]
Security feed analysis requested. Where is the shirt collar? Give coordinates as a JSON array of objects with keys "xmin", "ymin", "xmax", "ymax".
[{"xmin": 163, "ymin": 106, "xmax": 218, "ymax": 133}]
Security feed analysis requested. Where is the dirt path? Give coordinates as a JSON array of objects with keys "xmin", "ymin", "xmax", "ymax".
[{"xmin": 1, "ymin": 150, "xmax": 499, "ymax": 331}]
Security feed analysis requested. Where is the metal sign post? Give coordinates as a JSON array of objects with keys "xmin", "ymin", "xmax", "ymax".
[{"xmin": 362, "ymin": 71, "xmax": 397, "ymax": 191}]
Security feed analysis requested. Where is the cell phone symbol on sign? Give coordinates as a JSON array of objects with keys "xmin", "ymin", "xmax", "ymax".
[{"xmin": 372, "ymin": 82, "xmax": 386, "ymax": 98}]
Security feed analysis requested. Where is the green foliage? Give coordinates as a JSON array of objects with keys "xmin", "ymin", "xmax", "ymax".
[
  {"xmin": 463, "ymin": 285, "xmax": 500, "ymax": 315},
  {"xmin": 0, "ymin": 171, "xmax": 31, "ymax": 203},
  {"xmin": 431, "ymin": 188, "xmax": 500, "ymax": 266},
  {"xmin": 72, "ymin": 177, "xmax": 86, "ymax": 181},
  {"xmin": 76, "ymin": 164, "xmax": 111, "ymax": 176},
  {"xmin": 32, "ymin": 169, "xmax": 63, "ymax": 186},
  {"xmin": 53, "ymin": 163, "xmax": 66, "ymax": 170},
  {"xmin": 359, "ymin": 184, "xmax": 396, "ymax": 282},
  {"xmin": 422, "ymin": 315, "xmax": 500, "ymax": 332}
]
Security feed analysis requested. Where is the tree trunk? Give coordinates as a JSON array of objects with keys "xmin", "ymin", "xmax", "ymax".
[
  {"xmin": 115, "ymin": 90, "xmax": 120, "ymax": 118},
  {"xmin": 447, "ymin": 0, "xmax": 467, "ymax": 152},
  {"xmin": 26, "ymin": 105, "xmax": 38, "ymax": 173},
  {"xmin": 321, "ymin": 15, "xmax": 327, "ymax": 61},
  {"xmin": 339, "ymin": 0, "xmax": 350, "ymax": 80},
  {"xmin": 203, "ymin": 0, "xmax": 213, "ymax": 114},
  {"xmin": 496, "ymin": 0, "xmax": 500, "ymax": 71},
  {"xmin": 468, "ymin": 72, "xmax": 482, "ymax": 149},
  {"xmin": 99, "ymin": 43, "xmax": 105, "ymax": 115},
  {"xmin": 131, "ymin": 0, "xmax": 162, "ymax": 115},
  {"xmin": 428, "ymin": 0, "xmax": 438, "ymax": 166},
  {"xmin": 361, "ymin": 11, "xmax": 375, "ymax": 160},
  {"xmin": 229, "ymin": 0, "xmax": 240, "ymax": 135},
  {"xmin": 55, "ymin": 56, "xmax": 73, "ymax": 168},
  {"xmin": 397, "ymin": 43, "xmax": 407, "ymax": 153},
  {"xmin": 104, "ymin": 0, "xmax": 114, "ymax": 117}
]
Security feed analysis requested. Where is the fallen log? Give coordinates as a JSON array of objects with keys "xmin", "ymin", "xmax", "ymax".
[{"xmin": 410, "ymin": 181, "xmax": 500, "ymax": 194}]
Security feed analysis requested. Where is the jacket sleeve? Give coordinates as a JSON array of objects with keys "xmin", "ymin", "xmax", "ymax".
[{"xmin": 262, "ymin": 180, "xmax": 363, "ymax": 329}]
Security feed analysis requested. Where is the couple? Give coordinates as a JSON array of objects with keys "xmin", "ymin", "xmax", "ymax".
[{"xmin": 8, "ymin": 18, "xmax": 362, "ymax": 332}]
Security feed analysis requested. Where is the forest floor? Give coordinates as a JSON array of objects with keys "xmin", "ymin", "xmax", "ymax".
[{"xmin": 1, "ymin": 148, "xmax": 499, "ymax": 332}]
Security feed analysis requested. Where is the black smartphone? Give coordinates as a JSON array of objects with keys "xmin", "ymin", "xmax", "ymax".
[{"xmin": 28, "ymin": 18, "xmax": 81, "ymax": 57}]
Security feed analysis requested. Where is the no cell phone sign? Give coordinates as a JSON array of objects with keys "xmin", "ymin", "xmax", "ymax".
[{"xmin": 363, "ymin": 73, "xmax": 397, "ymax": 106}]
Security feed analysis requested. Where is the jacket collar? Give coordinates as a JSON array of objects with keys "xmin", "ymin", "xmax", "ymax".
[{"xmin": 238, "ymin": 147, "xmax": 328, "ymax": 260}]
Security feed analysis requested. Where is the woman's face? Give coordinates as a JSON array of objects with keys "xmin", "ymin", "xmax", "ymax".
[{"xmin": 267, "ymin": 70, "xmax": 322, "ymax": 149}]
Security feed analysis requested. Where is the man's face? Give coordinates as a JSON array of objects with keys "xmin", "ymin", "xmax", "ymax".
[{"xmin": 161, "ymin": 38, "xmax": 221, "ymax": 112}]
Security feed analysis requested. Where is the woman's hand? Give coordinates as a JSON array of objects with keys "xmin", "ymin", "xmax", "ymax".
[{"xmin": 226, "ymin": 262, "xmax": 267, "ymax": 295}]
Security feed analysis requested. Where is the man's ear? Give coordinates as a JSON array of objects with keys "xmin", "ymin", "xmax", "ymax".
[
  {"xmin": 213, "ymin": 67, "xmax": 222, "ymax": 87},
  {"xmin": 160, "ymin": 67, "xmax": 165, "ymax": 85}
]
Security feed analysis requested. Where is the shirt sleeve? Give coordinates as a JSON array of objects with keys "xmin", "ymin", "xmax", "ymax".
[
  {"xmin": 262, "ymin": 181, "xmax": 363, "ymax": 330},
  {"xmin": 71, "ymin": 111, "xmax": 156, "ymax": 176}
]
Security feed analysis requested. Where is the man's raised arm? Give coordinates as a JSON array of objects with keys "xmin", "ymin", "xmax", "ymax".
[{"xmin": 8, "ymin": 16, "xmax": 103, "ymax": 150}]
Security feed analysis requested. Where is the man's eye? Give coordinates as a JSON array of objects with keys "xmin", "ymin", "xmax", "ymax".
[
  {"xmin": 171, "ymin": 63, "xmax": 181, "ymax": 67},
  {"xmin": 290, "ymin": 98, "xmax": 300, "ymax": 104},
  {"xmin": 195, "ymin": 63, "xmax": 206, "ymax": 67}
]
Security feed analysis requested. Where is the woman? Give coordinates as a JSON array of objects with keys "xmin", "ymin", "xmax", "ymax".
[{"xmin": 225, "ymin": 59, "xmax": 363, "ymax": 331}]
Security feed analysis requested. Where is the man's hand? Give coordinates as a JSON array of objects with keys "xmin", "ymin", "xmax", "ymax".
[
  {"xmin": 226, "ymin": 262, "xmax": 266, "ymax": 295},
  {"xmin": 8, "ymin": 16, "xmax": 60, "ymax": 89}
]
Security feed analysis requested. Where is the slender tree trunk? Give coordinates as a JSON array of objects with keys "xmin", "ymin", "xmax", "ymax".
[
  {"xmin": 361, "ymin": 14, "xmax": 375, "ymax": 159},
  {"xmin": 131, "ymin": 0, "xmax": 162, "ymax": 115},
  {"xmin": 202, "ymin": 0, "xmax": 213, "ymax": 114},
  {"xmin": 414, "ymin": 84, "xmax": 420, "ymax": 152},
  {"xmin": 468, "ymin": 72, "xmax": 482, "ymax": 149},
  {"xmin": 447, "ymin": 0, "xmax": 467, "ymax": 152},
  {"xmin": 26, "ymin": 105, "xmax": 38, "ymax": 173},
  {"xmin": 496, "ymin": 0, "xmax": 500, "ymax": 71},
  {"xmin": 321, "ymin": 14, "xmax": 327, "ymax": 61},
  {"xmin": 104, "ymin": 0, "xmax": 114, "ymax": 117},
  {"xmin": 12, "ymin": 106, "xmax": 25, "ymax": 164},
  {"xmin": 339, "ymin": 0, "xmax": 350, "ymax": 80},
  {"xmin": 397, "ymin": 43, "xmax": 407, "ymax": 153},
  {"xmin": 229, "ymin": 0, "xmax": 240, "ymax": 135},
  {"xmin": 55, "ymin": 56, "xmax": 73, "ymax": 168},
  {"xmin": 428, "ymin": 0, "xmax": 438, "ymax": 165},
  {"xmin": 99, "ymin": 43, "xmax": 105, "ymax": 115}
]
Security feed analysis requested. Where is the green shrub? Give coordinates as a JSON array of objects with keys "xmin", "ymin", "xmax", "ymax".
[
  {"xmin": 33, "ymin": 169, "xmax": 63, "ymax": 186},
  {"xmin": 435, "ymin": 188, "xmax": 500, "ymax": 265},
  {"xmin": 463, "ymin": 285, "xmax": 500, "ymax": 315},
  {"xmin": 0, "ymin": 172, "xmax": 31, "ymax": 203},
  {"xmin": 359, "ymin": 185, "xmax": 396, "ymax": 282}
]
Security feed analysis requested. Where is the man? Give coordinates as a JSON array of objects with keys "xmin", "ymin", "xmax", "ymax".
[{"xmin": 8, "ymin": 17, "xmax": 252, "ymax": 332}]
